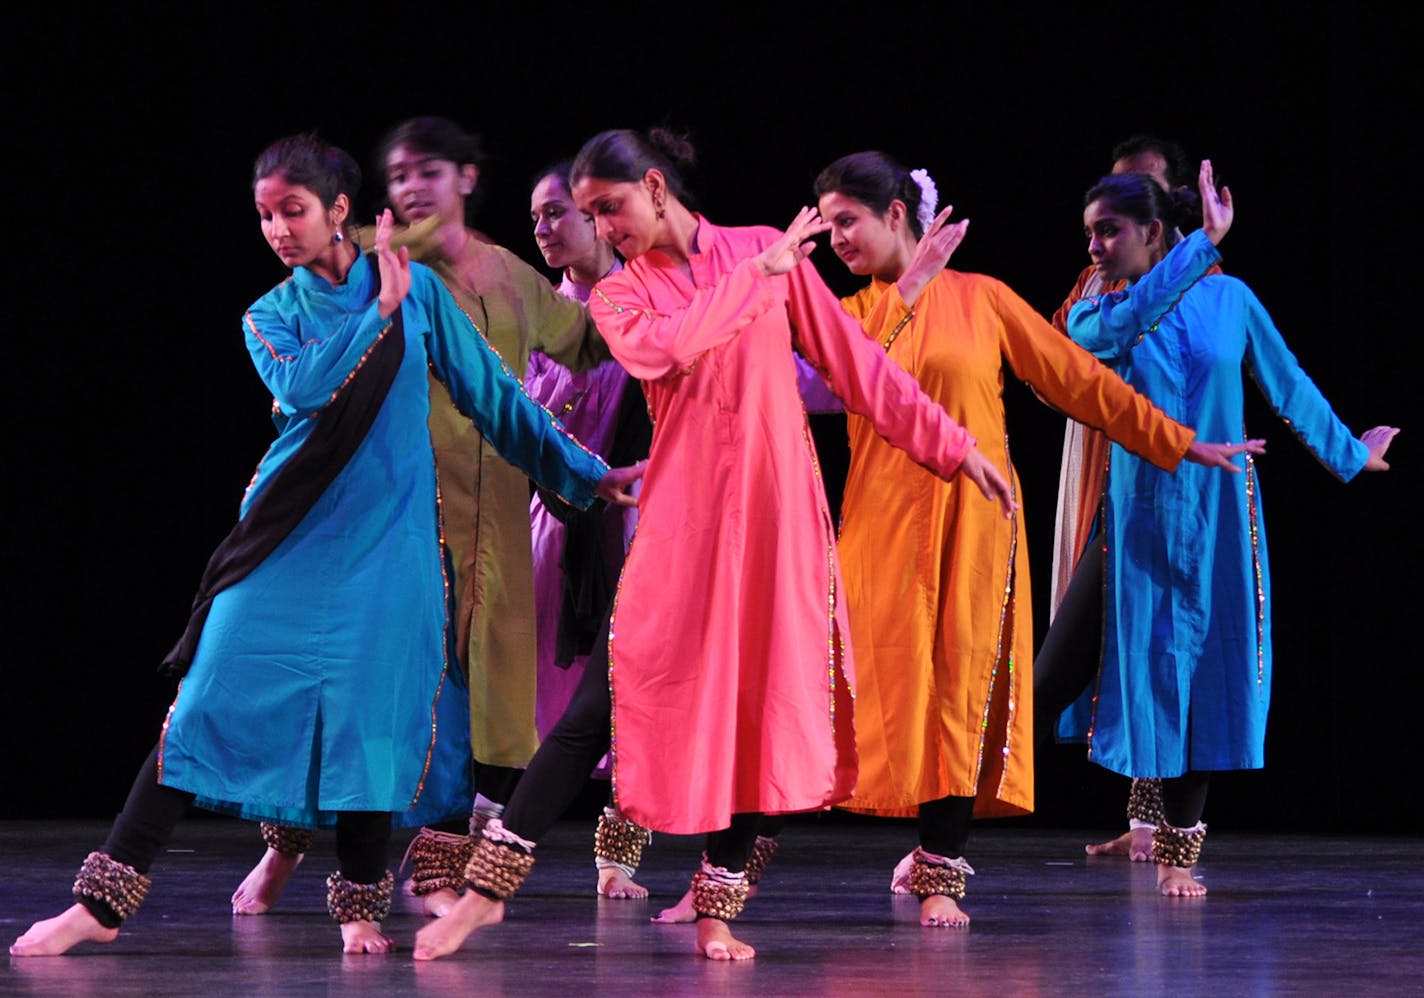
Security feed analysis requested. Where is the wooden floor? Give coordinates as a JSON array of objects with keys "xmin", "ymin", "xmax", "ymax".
[{"xmin": 3, "ymin": 816, "xmax": 1421, "ymax": 996}]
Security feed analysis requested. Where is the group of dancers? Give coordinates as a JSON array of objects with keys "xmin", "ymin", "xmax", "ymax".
[{"xmin": 11, "ymin": 120, "xmax": 1397, "ymax": 962}]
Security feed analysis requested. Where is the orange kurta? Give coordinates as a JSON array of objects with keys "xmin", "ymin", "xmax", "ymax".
[
  {"xmin": 589, "ymin": 220, "xmax": 976, "ymax": 835},
  {"xmin": 837, "ymin": 270, "xmax": 1193, "ymax": 818}
]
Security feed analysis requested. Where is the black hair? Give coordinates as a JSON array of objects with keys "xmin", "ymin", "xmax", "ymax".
[
  {"xmin": 252, "ymin": 133, "xmax": 361, "ymax": 212},
  {"xmin": 376, "ymin": 116, "xmax": 486, "ymax": 217},
  {"xmin": 813, "ymin": 151, "xmax": 928, "ymax": 238},
  {"xmin": 1110, "ymin": 134, "xmax": 1192, "ymax": 189},
  {"xmin": 569, "ymin": 127, "xmax": 698, "ymax": 209},
  {"xmin": 1085, "ymin": 172, "xmax": 1201, "ymax": 232},
  {"xmin": 530, "ymin": 158, "xmax": 575, "ymax": 198}
]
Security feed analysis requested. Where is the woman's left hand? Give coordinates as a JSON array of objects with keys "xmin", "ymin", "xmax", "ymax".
[
  {"xmin": 754, "ymin": 207, "xmax": 831, "ymax": 277},
  {"xmin": 1183, "ymin": 438, "xmax": 1267, "ymax": 472},
  {"xmin": 896, "ymin": 206, "xmax": 970, "ymax": 308},
  {"xmin": 1200, "ymin": 159, "xmax": 1234, "ymax": 246},
  {"xmin": 595, "ymin": 460, "xmax": 648, "ymax": 507},
  {"xmin": 1360, "ymin": 425, "xmax": 1400, "ymax": 471},
  {"xmin": 958, "ymin": 448, "xmax": 1018, "ymax": 518},
  {"xmin": 374, "ymin": 208, "xmax": 412, "ymax": 319}
]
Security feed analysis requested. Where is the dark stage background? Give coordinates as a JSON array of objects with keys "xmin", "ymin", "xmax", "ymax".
[{"xmin": 5, "ymin": 4, "xmax": 1417, "ymax": 833}]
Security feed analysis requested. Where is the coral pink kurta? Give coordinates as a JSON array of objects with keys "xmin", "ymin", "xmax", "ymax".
[{"xmin": 589, "ymin": 219, "xmax": 975, "ymax": 835}]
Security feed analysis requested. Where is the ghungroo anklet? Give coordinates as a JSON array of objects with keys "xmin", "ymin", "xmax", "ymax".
[
  {"xmin": 906, "ymin": 847, "xmax": 974, "ymax": 901},
  {"xmin": 744, "ymin": 835, "xmax": 779, "ymax": 886},
  {"xmin": 326, "ymin": 870, "xmax": 395, "ymax": 924},
  {"xmin": 261, "ymin": 822, "xmax": 314, "ymax": 857},
  {"xmin": 594, "ymin": 808, "xmax": 650, "ymax": 877},
  {"xmin": 465, "ymin": 819, "xmax": 536, "ymax": 901},
  {"xmin": 403, "ymin": 827, "xmax": 475, "ymax": 896},
  {"xmin": 73, "ymin": 851, "xmax": 152, "ymax": 921},
  {"xmin": 690, "ymin": 860, "xmax": 750, "ymax": 921},
  {"xmin": 1126, "ymin": 778, "xmax": 1165, "ymax": 826},
  {"xmin": 1153, "ymin": 821, "xmax": 1207, "ymax": 869}
]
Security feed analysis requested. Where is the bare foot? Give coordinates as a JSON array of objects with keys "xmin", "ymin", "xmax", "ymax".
[
  {"xmin": 422, "ymin": 887, "xmax": 461, "ymax": 918},
  {"xmin": 340, "ymin": 919, "xmax": 395, "ymax": 954},
  {"xmin": 1084, "ymin": 827, "xmax": 1154, "ymax": 862},
  {"xmin": 598, "ymin": 867, "xmax": 649, "ymax": 899},
  {"xmin": 696, "ymin": 918, "xmax": 755, "ymax": 960},
  {"xmin": 10, "ymin": 904, "xmax": 119, "ymax": 956},
  {"xmin": 652, "ymin": 888, "xmax": 696, "ymax": 923},
  {"xmin": 232, "ymin": 847, "xmax": 303, "ymax": 915},
  {"xmin": 1157, "ymin": 865, "xmax": 1207, "ymax": 897},
  {"xmin": 920, "ymin": 895, "xmax": 970, "ymax": 928},
  {"xmin": 412, "ymin": 892, "xmax": 504, "ymax": 961}
]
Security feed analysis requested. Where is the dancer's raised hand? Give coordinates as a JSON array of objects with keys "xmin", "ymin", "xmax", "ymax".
[
  {"xmin": 898, "ymin": 206, "xmax": 970, "ymax": 307},
  {"xmin": 374, "ymin": 208, "xmax": 412, "ymax": 318},
  {"xmin": 754, "ymin": 206, "xmax": 831, "ymax": 277},
  {"xmin": 1200, "ymin": 160, "xmax": 1234, "ymax": 246}
]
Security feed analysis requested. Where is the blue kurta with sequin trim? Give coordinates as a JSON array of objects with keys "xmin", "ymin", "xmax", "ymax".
[
  {"xmin": 157, "ymin": 255, "xmax": 608, "ymax": 827},
  {"xmin": 1057, "ymin": 230, "xmax": 1367, "ymax": 777}
]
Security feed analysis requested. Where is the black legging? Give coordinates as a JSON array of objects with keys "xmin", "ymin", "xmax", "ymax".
[
  {"xmin": 81, "ymin": 744, "xmax": 391, "ymax": 928},
  {"xmin": 1033, "ymin": 539, "xmax": 1104, "ymax": 746},
  {"xmin": 501, "ymin": 611, "xmax": 759, "ymax": 874},
  {"xmin": 1161, "ymin": 771, "xmax": 1210, "ymax": 829},
  {"xmin": 918, "ymin": 794, "xmax": 975, "ymax": 858},
  {"xmin": 1036, "ymin": 541, "xmax": 1212, "ymax": 831}
]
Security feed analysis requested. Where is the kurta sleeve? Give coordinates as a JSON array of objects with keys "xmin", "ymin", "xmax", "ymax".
[
  {"xmin": 510, "ymin": 256, "xmax": 612, "ymax": 373},
  {"xmin": 783, "ymin": 261, "xmax": 975, "ymax": 480},
  {"xmin": 1069, "ymin": 230, "xmax": 1222, "ymax": 361},
  {"xmin": 994, "ymin": 280, "xmax": 1194, "ymax": 472},
  {"xmin": 590, "ymin": 258, "xmax": 781, "ymax": 380},
  {"xmin": 418, "ymin": 269, "xmax": 610, "ymax": 508},
  {"xmin": 1238, "ymin": 283, "xmax": 1370, "ymax": 482},
  {"xmin": 243, "ymin": 296, "xmax": 389, "ymax": 416}
]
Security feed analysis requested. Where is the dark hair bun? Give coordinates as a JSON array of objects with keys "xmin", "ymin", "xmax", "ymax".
[{"xmin": 647, "ymin": 127, "xmax": 697, "ymax": 169}]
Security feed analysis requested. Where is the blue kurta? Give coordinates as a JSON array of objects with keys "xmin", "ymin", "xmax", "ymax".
[
  {"xmin": 157, "ymin": 255, "xmax": 608, "ymax": 828},
  {"xmin": 1058, "ymin": 231, "xmax": 1367, "ymax": 777}
]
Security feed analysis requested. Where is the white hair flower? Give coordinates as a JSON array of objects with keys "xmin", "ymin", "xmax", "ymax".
[{"xmin": 910, "ymin": 168, "xmax": 938, "ymax": 234}]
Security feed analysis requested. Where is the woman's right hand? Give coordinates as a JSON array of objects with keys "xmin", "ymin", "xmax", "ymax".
[
  {"xmin": 958, "ymin": 447, "xmax": 1018, "ymax": 519},
  {"xmin": 374, "ymin": 208, "xmax": 412, "ymax": 319},
  {"xmin": 1200, "ymin": 159, "xmax": 1234, "ymax": 246},
  {"xmin": 896, "ymin": 206, "xmax": 970, "ymax": 308}
]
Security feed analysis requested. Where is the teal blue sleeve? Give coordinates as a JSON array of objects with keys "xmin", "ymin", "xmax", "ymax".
[
  {"xmin": 1239, "ymin": 283, "xmax": 1369, "ymax": 482},
  {"xmin": 416, "ymin": 269, "xmax": 610, "ymax": 509},
  {"xmin": 244, "ymin": 297, "xmax": 389, "ymax": 416},
  {"xmin": 1068, "ymin": 230, "xmax": 1222, "ymax": 363}
]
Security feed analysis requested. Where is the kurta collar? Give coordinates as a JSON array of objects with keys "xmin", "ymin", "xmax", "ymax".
[
  {"xmin": 292, "ymin": 251, "xmax": 375, "ymax": 304},
  {"xmin": 642, "ymin": 213, "xmax": 713, "ymax": 272}
]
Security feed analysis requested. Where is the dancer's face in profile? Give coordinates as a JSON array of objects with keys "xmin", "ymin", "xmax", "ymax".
[
  {"xmin": 1084, "ymin": 198, "xmax": 1162, "ymax": 282},
  {"xmin": 816, "ymin": 191, "xmax": 904, "ymax": 279},
  {"xmin": 254, "ymin": 174, "xmax": 347, "ymax": 277},
  {"xmin": 531, "ymin": 174, "xmax": 599, "ymax": 270},
  {"xmin": 572, "ymin": 172, "xmax": 661, "ymax": 260},
  {"xmin": 385, "ymin": 144, "xmax": 476, "ymax": 226}
]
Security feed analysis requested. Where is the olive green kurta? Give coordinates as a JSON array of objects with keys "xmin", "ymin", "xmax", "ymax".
[{"xmin": 372, "ymin": 218, "xmax": 609, "ymax": 767}]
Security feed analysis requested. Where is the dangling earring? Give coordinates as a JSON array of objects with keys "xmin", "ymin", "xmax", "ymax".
[
  {"xmin": 332, "ymin": 230, "xmax": 344, "ymax": 245},
  {"xmin": 654, "ymin": 197, "xmax": 665, "ymax": 221}
]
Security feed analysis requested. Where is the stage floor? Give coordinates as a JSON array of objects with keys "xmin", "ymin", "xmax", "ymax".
[{"xmin": 3, "ymin": 817, "xmax": 1421, "ymax": 995}]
